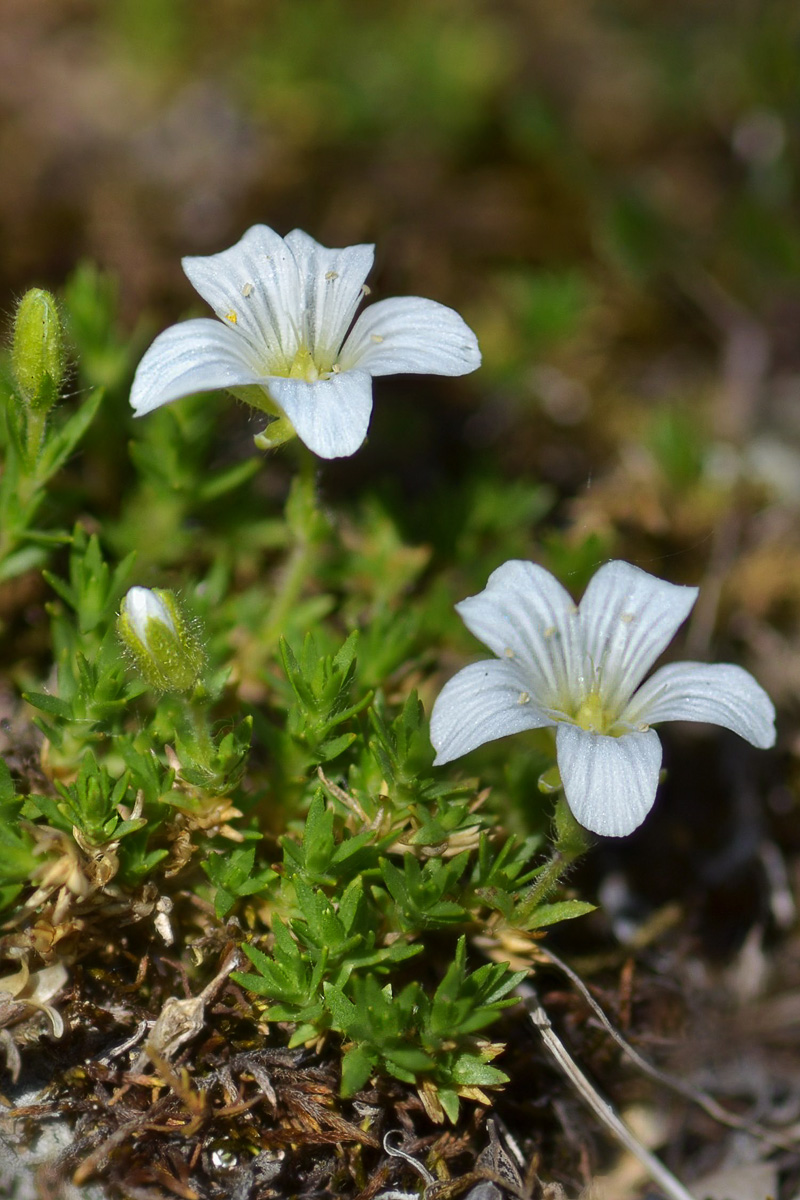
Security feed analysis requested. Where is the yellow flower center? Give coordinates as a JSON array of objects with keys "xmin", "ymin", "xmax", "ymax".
[
  {"xmin": 280, "ymin": 344, "xmax": 333, "ymax": 382},
  {"xmin": 573, "ymin": 692, "xmax": 614, "ymax": 734}
]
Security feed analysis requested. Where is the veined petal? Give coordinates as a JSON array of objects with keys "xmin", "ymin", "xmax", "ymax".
[
  {"xmin": 284, "ymin": 229, "xmax": 374, "ymax": 361},
  {"xmin": 130, "ymin": 319, "xmax": 265, "ymax": 416},
  {"xmin": 455, "ymin": 561, "xmax": 581, "ymax": 711},
  {"xmin": 557, "ymin": 724, "xmax": 662, "ymax": 837},
  {"xmin": 579, "ymin": 561, "xmax": 698, "ymax": 713},
  {"xmin": 340, "ymin": 296, "xmax": 481, "ymax": 377},
  {"xmin": 621, "ymin": 661, "xmax": 776, "ymax": 749},
  {"xmin": 430, "ymin": 659, "xmax": 554, "ymax": 765},
  {"xmin": 266, "ymin": 369, "xmax": 373, "ymax": 459},
  {"xmin": 182, "ymin": 225, "xmax": 303, "ymax": 368}
]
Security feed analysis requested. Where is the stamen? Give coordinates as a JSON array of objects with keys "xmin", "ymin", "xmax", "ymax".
[
  {"xmin": 370, "ymin": 333, "xmax": 384, "ymax": 343},
  {"xmin": 241, "ymin": 282, "xmax": 253, "ymax": 297},
  {"xmin": 225, "ymin": 310, "xmax": 238, "ymax": 324},
  {"xmin": 518, "ymin": 692, "xmax": 531, "ymax": 705},
  {"xmin": 504, "ymin": 647, "xmax": 515, "ymax": 658},
  {"xmin": 325, "ymin": 271, "xmax": 339, "ymax": 281}
]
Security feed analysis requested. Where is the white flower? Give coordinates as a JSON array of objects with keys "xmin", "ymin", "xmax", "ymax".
[
  {"xmin": 430, "ymin": 560, "xmax": 776, "ymax": 838},
  {"xmin": 130, "ymin": 224, "xmax": 481, "ymax": 459}
]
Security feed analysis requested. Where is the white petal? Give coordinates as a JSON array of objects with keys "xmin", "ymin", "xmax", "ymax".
[
  {"xmin": 557, "ymin": 724, "xmax": 662, "ymax": 837},
  {"xmin": 266, "ymin": 369, "xmax": 373, "ymax": 459},
  {"xmin": 284, "ymin": 229, "xmax": 374, "ymax": 360},
  {"xmin": 340, "ymin": 296, "xmax": 481, "ymax": 377},
  {"xmin": 182, "ymin": 225, "xmax": 303, "ymax": 368},
  {"xmin": 430, "ymin": 660, "xmax": 554, "ymax": 765},
  {"xmin": 579, "ymin": 561, "xmax": 698, "ymax": 712},
  {"xmin": 621, "ymin": 661, "xmax": 776, "ymax": 749},
  {"xmin": 455, "ymin": 561, "xmax": 581, "ymax": 711},
  {"xmin": 130, "ymin": 319, "xmax": 265, "ymax": 416},
  {"xmin": 123, "ymin": 587, "xmax": 174, "ymax": 643}
]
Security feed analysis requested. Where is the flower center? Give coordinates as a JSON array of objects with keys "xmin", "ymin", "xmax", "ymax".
[
  {"xmin": 573, "ymin": 692, "xmax": 615, "ymax": 734},
  {"xmin": 284, "ymin": 344, "xmax": 332, "ymax": 382}
]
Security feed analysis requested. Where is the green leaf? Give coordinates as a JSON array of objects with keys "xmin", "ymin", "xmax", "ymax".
[
  {"xmin": 0, "ymin": 759, "xmax": 16, "ymax": 804},
  {"xmin": 524, "ymin": 899, "xmax": 596, "ymax": 928},
  {"xmin": 340, "ymin": 1045, "xmax": 376, "ymax": 1096},
  {"xmin": 322, "ymin": 982, "xmax": 358, "ymax": 1030},
  {"xmin": 0, "ymin": 545, "xmax": 47, "ymax": 582},
  {"xmin": 23, "ymin": 691, "xmax": 72, "ymax": 719},
  {"xmin": 384, "ymin": 1046, "xmax": 434, "ymax": 1074},
  {"xmin": 438, "ymin": 1088, "xmax": 461, "ymax": 1124},
  {"xmin": 35, "ymin": 388, "xmax": 104, "ymax": 482},
  {"xmin": 450, "ymin": 1053, "xmax": 509, "ymax": 1087},
  {"xmin": 197, "ymin": 456, "xmax": 261, "ymax": 502},
  {"xmin": 316, "ymin": 732, "xmax": 356, "ymax": 761},
  {"xmin": 332, "ymin": 630, "xmax": 359, "ymax": 675},
  {"xmin": 230, "ymin": 970, "xmax": 276, "ymax": 998}
]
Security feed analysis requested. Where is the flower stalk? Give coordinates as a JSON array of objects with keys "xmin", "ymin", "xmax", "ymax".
[{"xmin": 514, "ymin": 795, "xmax": 590, "ymax": 924}]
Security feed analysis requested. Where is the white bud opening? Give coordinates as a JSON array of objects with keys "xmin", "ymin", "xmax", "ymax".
[{"xmin": 124, "ymin": 587, "xmax": 175, "ymax": 647}]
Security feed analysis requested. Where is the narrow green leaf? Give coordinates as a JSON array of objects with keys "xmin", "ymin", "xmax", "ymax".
[
  {"xmin": 438, "ymin": 1089, "xmax": 461, "ymax": 1124},
  {"xmin": 0, "ymin": 545, "xmax": 47, "ymax": 582},
  {"xmin": 524, "ymin": 899, "xmax": 596, "ymax": 928},
  {"xmin": 23, "ymin": 691, "xmax": 71, "ymax": 719},
  {"xmin": 36, "ymin": 388, "xmax": 103, "ymax": 482}
]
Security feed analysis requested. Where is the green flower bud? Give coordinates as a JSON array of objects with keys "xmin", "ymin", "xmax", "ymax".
[
  {"xmin": 118, "ymin": 587, "xmax": 205, "ymax": 694},
  {"xmin": 537, "ymin": 765, "xmax": 562, "ymax": 795},
  {"xmin": 253, "ymin": 415, "xmax": 296, "ymax": 451},
  {"xmin": 12, "ymin": 288, "xmax": 66, "ymax": 412}
]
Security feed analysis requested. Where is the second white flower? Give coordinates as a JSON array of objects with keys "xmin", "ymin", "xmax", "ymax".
[{"xmin": 430, "ymin": 560, "xmax": 776, "ymax": 837}]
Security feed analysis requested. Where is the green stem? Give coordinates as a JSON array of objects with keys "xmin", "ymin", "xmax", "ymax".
[
  {"xmin": 25, "ymin": 409, "xmax": 47, "ymax": 470},
  {"xmin": 515, "ymin": 853, "xmax": 573, "ymax": 925},
  {"xmin": 515, "ymin": 793, "xmax": 590, "ymax": 923},
  {"xmin": 262, "ymin": 449, "xmax": 320, "ymax": 646},
  {"xmin": 0, "ymin": 432, "xmax": 45, "ymax": 576}
]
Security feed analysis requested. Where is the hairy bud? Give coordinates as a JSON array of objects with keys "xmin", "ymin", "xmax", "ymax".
[
  {"xmin": 12, "ymin": 288, "xmax": 66, "ymax": 412},
  {"xmin": 118, "ymin": 587, "xmax": 205, "ymax": 694}
]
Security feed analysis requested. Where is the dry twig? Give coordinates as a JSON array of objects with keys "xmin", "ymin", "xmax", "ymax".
[{"xmin": 516, "ymin": 980, "xmax": 699, "ymax": 1200}]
